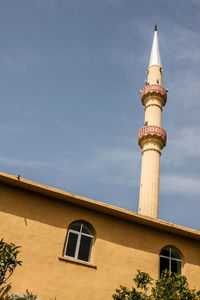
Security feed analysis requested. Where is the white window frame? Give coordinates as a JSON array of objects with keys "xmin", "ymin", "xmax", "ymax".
[
  {"xmin": 64, "ymin": 222, "xmax": 94, "ymax": 262},
  {"xmin": 160, "ymin": 246, "xmax": 182, "ymax": 275}
]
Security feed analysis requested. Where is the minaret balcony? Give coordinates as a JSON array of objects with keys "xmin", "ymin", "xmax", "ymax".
[
  {"xmin": 141, "ymin": 84, "xmax": 167, "ymax": 106},
  {"xmin": 138, "ymin": 125, "xmax": 167, "ymax": 149}
]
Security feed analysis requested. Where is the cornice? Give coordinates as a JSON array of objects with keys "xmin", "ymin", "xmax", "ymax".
[
  {"xmin": 141, "ymin": 84, "xmax": 167, "ymax": 106},
  {"xmin": 138, "ymin": 125, "xmax": 167, "ymax": 149}
]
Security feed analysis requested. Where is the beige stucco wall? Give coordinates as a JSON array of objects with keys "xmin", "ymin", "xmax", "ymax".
[{"xmin": 0, "ymin": 182, "xmax": 200, "ymax": 300}]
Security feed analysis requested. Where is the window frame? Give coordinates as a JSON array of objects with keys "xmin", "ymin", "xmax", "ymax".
[
  {"xmin": 159, "ymin": 246, "xmax": 182, "ymax": 276},
  {"xmin": 64, "ymin": 221, "xmax": 94, "ymax": 263}
]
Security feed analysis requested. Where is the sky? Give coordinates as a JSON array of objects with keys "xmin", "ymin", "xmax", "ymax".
[{"xmin": 0, "ymin": 0, "xmax": 199, "ymax": 230}]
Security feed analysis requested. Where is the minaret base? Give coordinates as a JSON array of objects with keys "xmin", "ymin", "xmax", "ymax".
[{"xmin": 138, "ymin": 146, "xmax": 161, "ymax": 219}]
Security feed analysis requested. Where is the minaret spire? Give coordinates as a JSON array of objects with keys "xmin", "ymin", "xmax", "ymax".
[
  {"xmin": 138, "ymin": 26, "xmax": 167, "ymax": 218},
  {"xmin": 149, "ymin": 24, "xmax": 162, "ymax": 68}
]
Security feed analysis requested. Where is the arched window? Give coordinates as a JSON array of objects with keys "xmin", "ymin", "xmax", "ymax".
[
  {"xmin": 160, "ymin": 246, "xmax": 182, "ymax": 276},
  {"xmin": 64, "ymin": 221, "xmax": 94, "ymax": 262}
]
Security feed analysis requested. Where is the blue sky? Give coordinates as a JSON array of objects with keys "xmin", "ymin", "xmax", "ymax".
[{"xmin": 0, "ymin": 0, "xmax": 199, "ymax": 230}]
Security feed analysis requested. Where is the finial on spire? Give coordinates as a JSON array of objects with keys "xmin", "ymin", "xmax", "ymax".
[
  {"xmin": 155, "ymin": 24, "xmax": 157, "ymax": 31},
  {"xmin": 148, "ymin": 25, "xmax": 162, "ymax": 68}
]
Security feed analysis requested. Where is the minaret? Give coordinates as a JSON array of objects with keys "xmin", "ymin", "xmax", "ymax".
[{"xmin": 138, "ymin": 25, "xmax": 167, "ymax": 218}]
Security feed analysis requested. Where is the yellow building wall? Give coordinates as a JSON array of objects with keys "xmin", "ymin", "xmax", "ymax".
[{"xmin": 0, "ymin": 182, "xmax": 200, "ymax": 300}]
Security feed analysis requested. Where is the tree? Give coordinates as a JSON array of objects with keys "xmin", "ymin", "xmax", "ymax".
[
  {"xmin": 0, "ymin": 239, "xmax": 38, "ymax": 300},
  {"xmin": 0, "ymin": 239, "xmax": 22, "ymax": 297},
  {"xmin": 152, "ymin": 271, "xmax": 200, "ymax": 300},
  {"xmin": 113, "ymin": 270, "xmax": 200, "ymax": 300}
]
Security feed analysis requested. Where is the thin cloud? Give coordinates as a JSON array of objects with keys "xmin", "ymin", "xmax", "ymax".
[
  {"xmin": 163, "ymin": 126, "xmax": 200, "ymax": 166},
  {"xmin": 81, "ymin": 148, "xmax": 140, "ymax": 187},
  {"xmin": 0, "ymin": 156, "xmax": 59, "ymax": 170},
  {"xmin": 0, "ymin": 124, "xmax": 29, "ymax": 134},
  {"xmin": 168, "ymin": 71, "xmax": 199, "ymax": 108},
  {"xmin": 0, "ymin": 50, "xmax": 38, "ymax": 72},
  {"xmin": 163, "ymin": 25, "xmax": 200, "ymax": 64},
  {"xmin": 160, "ymin": 175, "xmax": 200, "ymax": 196}
]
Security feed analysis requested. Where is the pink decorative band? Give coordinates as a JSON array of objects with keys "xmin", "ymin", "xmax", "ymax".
[
  {"xmin": 141, "ymin": 84, "xmax": 167, "ymax": 106},
  {"xmin": 138, "ymin": 125, "xmax": 167, "ymax": 149}
]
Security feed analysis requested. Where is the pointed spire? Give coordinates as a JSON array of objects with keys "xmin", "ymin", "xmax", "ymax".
[{"xmin": 148, "ymin": 25, "xmax": 162, "ymax": 68}]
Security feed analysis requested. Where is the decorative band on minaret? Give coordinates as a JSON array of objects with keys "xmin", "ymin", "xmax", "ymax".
[{"xmin": 138, "ymin": 25, "xmax": 167, "ymax": 219}]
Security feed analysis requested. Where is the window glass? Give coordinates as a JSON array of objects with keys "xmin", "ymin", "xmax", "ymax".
[
  {"xmin": 160, "ymin": 246, "xmax": 170, "ymax": 257},
  {"xmin": 171, "ymin": 260, "xmax": 181, "ymax": 275},
  {"xmin": 65, "ymin": 232, "xmax": 78, "ymax": 257},
  {"xmin": 160, "ymin": 246, "xmax": 182, "ymax": 276},
  {"xmin": 171, "ymin": 248, "xmax": 181, "ymax": 259},
  {"xmin": 69, "ymin": 223, "xmax": 81, "ymax": 232},
  {"xmin": 160, "ymin": 257, "xmax": 169, "ymax": 276},
  {"xmin": 65, "ymin": 221, "xmax": 94, "ymax": 262},
  {"xmin": 82, "ymin": 224, "xmax": 93, "ymax": 235},
  {"xmin": 78, "ymin": 235, "xmax": 92, "ymax": 262}
]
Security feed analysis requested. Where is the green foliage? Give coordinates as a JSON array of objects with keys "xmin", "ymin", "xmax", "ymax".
[
  {"xmin": 152, "ymin": 271, "xmax": 200, "ymax": 300},
  {"xmin": 134, "ymin": 270, "xmax": 153, "ymax": 292},
  {"xmin": 0, "ymin": 295, "xmax": 11, "ymax": 300},
  {"xmin": 113, "ymin": 270, "xmax": 200, "ymax": 300},
  {"xmin": 0, "ymin": 239, "xmax": 22, "ymax": 297},
  {"xmin": 113, "ymin": 270, "xmax": 152, "ymax": 300},
  {"xmin": 0, "ymin": 240, "xmax": 37, "ymax": 300},
  {"xmin": 112, "ymin": 285, "xmax": 150, "ymax": 300}
]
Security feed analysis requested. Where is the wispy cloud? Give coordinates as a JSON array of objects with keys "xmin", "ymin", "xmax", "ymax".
[
  {"xmin": 167, "ymin": 71, "xmax": 199, "ymax": 110},
  {"xmin": 0, "ymin": 50, "xmax": 38, "ymax": 72},
  {"xmin": 0, "ymin": 156, "xmax": 59, "ymax": 170},
  {"xmin": 160, "ymin": 175, "xmax": 200, "ymax": 196},
  {"xmin": 0, "ymin": 144, "xmax": 141, "ymax": 189},
  {"xmin": 172, "ymin": 26, "xmax": 200, "ymax": 64},
  {"xmin": 80, "ymin": 147, "xmax": 140, "ymax": 187},
  {"xmin": 0, "ymin": 124, "xmax": 28, "ymax": 134},
  {"xmin": 163, "ymin": 125, "xmax": 200, "ymax": 166}
]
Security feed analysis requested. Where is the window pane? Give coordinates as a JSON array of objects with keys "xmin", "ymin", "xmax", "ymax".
[
  {"xmin": 171, "ymin": 260, "xmax": 181, "ymax": 275},
  {"xmin": 160, "ymin": 247, "xmax": 170, "ymax": 257},
  {"xmin": 65, "ymin": 232, "xmax": 78, "ymax": 257},
  {"xmin": 78, "ymin": 235, "xmax": 92, "ymax": 262},
  {"xmin": 160, "ymin": 257, "xmax": 169, "ymax": 276},
  {"xmin": 171, "ymin": 248, "xmax": 181, "ymax": 260},
  {"xmin": 69, "ymin": 223, "xmax": 81, "ymax": 232},
  {"xmin": 82, "ymin": 224, "xmax": 93, "ymax": 235}
]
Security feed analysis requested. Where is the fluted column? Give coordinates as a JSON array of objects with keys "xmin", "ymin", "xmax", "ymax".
[{"xmin": 138, "ymin": 125, "xmax": 166, "ymax": 218}]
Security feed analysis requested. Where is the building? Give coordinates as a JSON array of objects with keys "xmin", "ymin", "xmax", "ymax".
[{"xmin": 0, "ymin": 26, "xmax": 200, "ymax": 300}]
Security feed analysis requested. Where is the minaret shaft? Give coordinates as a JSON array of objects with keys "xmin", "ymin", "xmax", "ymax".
[
  {"xmin": 148, "ymin": 65, "xmax": 162, "ymax": 85},
  {"xmin": 138, "ymin": 27, "xmax": 167, "ymax": 219},
  {"xmin": 139, "ymin": 146, "xmax": 160, "ymax": 218},
  {"xmin": 144, "ymin": 104, "xmax": 162, "ymax": 127},
  {"xmin": 144, "ymin": 65, "xmax": 163, "ymax": 127}
]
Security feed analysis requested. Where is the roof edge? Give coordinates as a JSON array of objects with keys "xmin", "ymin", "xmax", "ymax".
[{"xmin": 0, "ymin": 171, "xmax": 199, "ymax": 240}]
